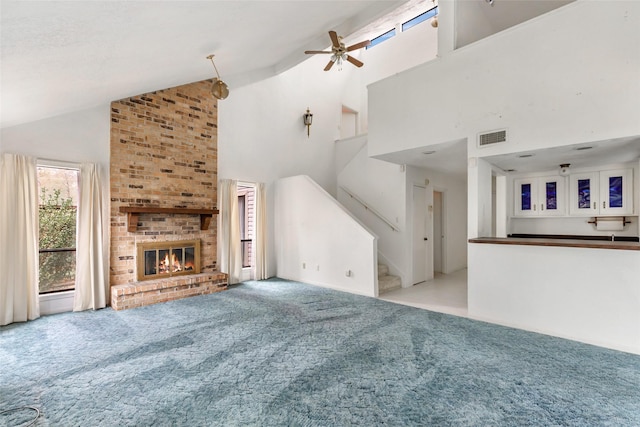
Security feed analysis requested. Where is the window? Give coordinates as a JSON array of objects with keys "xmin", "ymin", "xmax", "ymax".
[
  {"xmin": 367, "ymin": 5, "xmax": 437, "ymax": 50},
  {"xmin": 366, "ymin": 28, "xmax": 396, "ymax": 49},
  {"xmin": 402, "ymin": 6, "xmax": 438, "ymax": 32},
  {"xmin": 37, "ymin": 165, "xmax": 79, "ymax": 294},
  {"xmin": 237, "ymin": 184, "xmax": 255, "ymax": 268}
]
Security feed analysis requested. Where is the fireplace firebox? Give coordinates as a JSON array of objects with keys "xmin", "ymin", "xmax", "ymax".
[{"xmin": 136, "ymin": 239, "xmax": 201, "ymax": 281}]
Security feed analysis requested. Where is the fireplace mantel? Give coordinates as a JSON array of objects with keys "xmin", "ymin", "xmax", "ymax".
[{"xmin": 119, "ymin": 207, "xmax": 220, "ymax": 232}]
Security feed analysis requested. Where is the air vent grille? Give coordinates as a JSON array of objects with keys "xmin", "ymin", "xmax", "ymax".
[{"xmin": 478, "ymin": 129, "xmax": 507, "ymax": 147}]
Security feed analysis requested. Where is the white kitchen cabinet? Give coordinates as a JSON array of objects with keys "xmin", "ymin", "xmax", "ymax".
[
  {"xmin": 514, "ymin": 176, "xmax": 566, "ymax": 217},
  {"xmin": 569, "ymin": 168, "xmax": 633, "ymax": 216}
]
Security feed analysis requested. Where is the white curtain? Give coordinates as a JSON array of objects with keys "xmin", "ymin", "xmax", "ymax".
[
  {"xmin": 219, "ymin": 179, "xmax": 242, "ymax": 284},
  {"xmin": 74, "ymin": 163, "xmax": 109, "ymax": 311},
  {"xmin": 0, "ymin": 153, "xmax": 40, "ymax": 326},
  {"xmin": 254, "ymin": 182, "xmax": 268, "ymax": 280}
]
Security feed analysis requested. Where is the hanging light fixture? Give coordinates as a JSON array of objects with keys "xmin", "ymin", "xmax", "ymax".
[
  {"xmin": 303, "ymin": 108, "xmax": 313, "ymax": 137},
  {"xmin": 206, "ymin": 54, "xmax": 229, "ymax": 100},
  {"xmin": 431, "ymin": 0, "xmax": 438, "ymax": 27},
  {"xmin": 559, "ymin": 163, "xmax": 571, "ymax": 176}
]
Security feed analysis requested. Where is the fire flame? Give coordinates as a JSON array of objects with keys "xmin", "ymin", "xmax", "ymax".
[{"xmin": 159, "ymin": 253, "xmax": 182, "ymax": 274}]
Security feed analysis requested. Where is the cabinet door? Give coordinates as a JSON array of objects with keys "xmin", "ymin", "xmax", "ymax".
[
  {"xmin": 600, "ymin": 169, "xmax": 633, "ymax": 215},
  {"xmin": 569, "ymin": 173, "xmax": 599, "ymax": 215},
  {"xmin": 514, "ymin": 178, "xmax": 538, "ymax": 217},
  {"xmin": 539, "ymin": 176, "xmax": 565, "ymax": 216}
]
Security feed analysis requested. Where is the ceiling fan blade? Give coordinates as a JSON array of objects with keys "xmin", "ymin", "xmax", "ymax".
[
  {"xmin": 324, "ymin": 60, "xmax": 335, "ymax": 71},
  {"xmin": 329, "ymin": 30, "xmax": 340, "ymax": 48},
  {"xmin": 304, "ymin": 50, "xmax": 333, "ymax": 55},
  {"xmin": 346, "ymin": 55, "xmax": 364, "ymax": 68},
  {"xmin": 347, "ymin": 40, "xmax": 371, "ymax": 52}
]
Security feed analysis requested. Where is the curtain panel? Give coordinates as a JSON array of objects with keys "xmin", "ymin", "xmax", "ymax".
[
  {"xmin": 219, "ymin": 179, "xmax": 242, "ymax": 284},
  {"xmin": 73, "ymin": 163, "xmax": 109, "ymax": 311},
  {"xmin": 0, "ymin": 153, "xmax": 40, "ymax": 325},
  {"xmin": 254, "ymin": 182, "xmax": 268, "ymax": 280}
]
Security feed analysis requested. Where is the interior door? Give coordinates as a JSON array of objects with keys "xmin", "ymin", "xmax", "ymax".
[
  {"xmin": 434, "ymin": 190, "xmax": 444, "ymax": 274},
  {"xmin": 412, "ymin": 185, "xmax": 427, "ymax": 284}
]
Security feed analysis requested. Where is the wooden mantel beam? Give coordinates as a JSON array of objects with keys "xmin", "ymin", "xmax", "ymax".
[{"xmin": 118, "ymin": 207, "xmax": 220, "ymax": 232}]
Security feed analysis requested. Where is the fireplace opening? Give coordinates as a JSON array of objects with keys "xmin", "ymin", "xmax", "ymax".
[{"xmin": 137, "ymin": 239, "xmax": 200, "ymax": 281}]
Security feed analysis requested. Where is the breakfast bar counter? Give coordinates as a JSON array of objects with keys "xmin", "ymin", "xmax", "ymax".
[{"xmin": 469, "ymin": 236, "xmax": 640, "ymax": 251}]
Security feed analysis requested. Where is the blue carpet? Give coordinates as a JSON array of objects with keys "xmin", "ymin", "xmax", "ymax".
[{"xmin": 1, "ymin": 278, "xmax": 639, "ymax": 426}]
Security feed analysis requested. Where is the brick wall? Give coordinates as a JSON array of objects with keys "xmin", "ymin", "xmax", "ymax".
[{"xmin": 110, "ymin": 80, "xmax": 218, "ymax": 287}]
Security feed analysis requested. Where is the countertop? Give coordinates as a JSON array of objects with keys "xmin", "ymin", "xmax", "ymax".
[{"xmin": 468, "ymin": 236, "xmax": 640, "ymax": 251}]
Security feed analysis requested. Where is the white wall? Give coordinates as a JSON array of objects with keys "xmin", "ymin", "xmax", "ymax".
[
  {"xmin": 274, "ymin": 175, "xmax": 378, "ymax": 297},
  {"xmin": 1, "ymin": 105, "xmax": 111, "ymax": 315},
  {"xmin": 218, "ymin": 19, "xmax": 439, "ymax": 279},
  {"xmin": 337, "ymin": 138, "xmax": 468, "ymax": 286},
  {"xmin": 468, "ymin": 243, "xmax": 640, "ymax": 355},
  {"xmin": 368, "ymin": 1, "xmax": 640, "ymax": 160},
  {"xmin": 1, "ymin": 105, "xmax": 111, "ymax": 167},
  {"xmin": 337, "ymin": 142, "xmax": 407, "ymax": 282}
]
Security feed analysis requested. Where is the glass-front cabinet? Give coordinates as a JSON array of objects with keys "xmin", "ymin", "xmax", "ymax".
[
  {"xmin": 569, "ymin": 168, "xmax": 633, "ymax": 216},
  {"xmin": 514, "ymin": 176, "xmax": 566, "ymax": 217}
]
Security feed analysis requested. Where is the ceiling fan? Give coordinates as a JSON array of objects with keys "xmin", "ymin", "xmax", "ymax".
[{"xmin": 305, "ymin": 31, "xmax": 371, "ymax": 71}]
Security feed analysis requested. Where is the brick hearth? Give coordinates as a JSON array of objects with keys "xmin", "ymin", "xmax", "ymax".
[{"xmin": 110, "ymin": 272, "xmax": 227, "ymax": 311}]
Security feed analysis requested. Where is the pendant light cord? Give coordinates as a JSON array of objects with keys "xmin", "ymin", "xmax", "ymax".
[{"xmin": 207, "ymin": 55, "xmax": 222, "ymax": 80}]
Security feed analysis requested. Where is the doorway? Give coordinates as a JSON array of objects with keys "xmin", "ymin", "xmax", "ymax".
[
  {"xmin": 433, "ymin": 190, "xmax": 444, "ymax": 274},
  {"xmin": 412, "ymin": 185, "xmax": 428, "ymax": 284},
  {"xmin": 340, "ymin": 105, "xmax": 358, "ymax": 139}
]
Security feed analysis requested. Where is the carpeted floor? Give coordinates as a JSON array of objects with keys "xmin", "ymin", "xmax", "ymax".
[{"xmin": 1, "ymin": 278, "xmax": 639, "ymax": 426}]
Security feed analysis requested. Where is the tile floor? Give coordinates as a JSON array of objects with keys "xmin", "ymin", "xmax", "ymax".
[{"xmin": 379, "ymin": 268, "xmax": 468, "ymax": 318}]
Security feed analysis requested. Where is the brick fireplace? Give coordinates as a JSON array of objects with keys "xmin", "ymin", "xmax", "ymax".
[{"xmin": 109, "ymin": 79, "xmax": 227, "ymax": 310}]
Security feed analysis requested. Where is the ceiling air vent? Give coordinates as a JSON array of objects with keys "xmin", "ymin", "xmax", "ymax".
[{"xmin": 477, "ymin": 129, "xmax": 507, "ymax": 148}]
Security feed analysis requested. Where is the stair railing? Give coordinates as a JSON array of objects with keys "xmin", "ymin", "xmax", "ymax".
[{"xmin": 339, "ymin": 186, "xmax": 399, "ymax": 232}]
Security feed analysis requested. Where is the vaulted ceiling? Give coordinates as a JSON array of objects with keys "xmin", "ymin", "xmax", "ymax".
[{"xmin": 1, "ymin": 0, "xmax": 574, "ymax": 130}]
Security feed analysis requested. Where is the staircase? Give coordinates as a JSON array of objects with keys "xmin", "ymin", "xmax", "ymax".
[{"xmin": 378, "ymin": 263, "xmax": 401, "ymax": 294}]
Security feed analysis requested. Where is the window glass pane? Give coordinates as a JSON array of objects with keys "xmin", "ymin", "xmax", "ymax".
[
  {"xmin": 545, "ymin": 181, "xmax": 557, "ymax": 210},
  {"xmin": 521, "ymin": 183, "xmax": 532, "ymax": 211},
  {"xmin": 37, "ymin": 166, "xmax": 78, "ymax": 294},
  {"xmin": 172, "ymin": 248, "xmax": 183, "ymax": 272},
  {"xmin": 144, "ymin": 250, "xmax": 157, "ymax": 276},
  {"xmin": 609, "ymin": 176, "xmax": 623, "ymax": 208},
  {"xmin": 158, "ymin": 249, "xmax": 170, "ymax": 274},
  {"xmin": 185, "ymin": 247, "xmax": 195, "ymax": 271},
  {"xmin": 577, "ymin": 179, "xmax": 591, "ymax": 209},
  {"xmin": 367, "ymin": 28, "xmax": 396, "ymax": 49},
  {"xmin": 402, "ymin": 7, "xmax": 438, "ymax": 32}
]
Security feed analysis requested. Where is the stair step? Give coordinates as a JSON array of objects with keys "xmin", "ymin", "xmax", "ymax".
[
  {"xmin": 377, "ymin": 263, "xmax": 389, "ymax": 277},
  {"xmin": 378, "ymin": 274, "xmax": 401, "ymax": 294}
]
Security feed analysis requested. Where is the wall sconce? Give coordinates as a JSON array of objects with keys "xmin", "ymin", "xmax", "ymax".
[
  {"xmin": 303, "ymin": 108, "xmax": 313, "ymax": 137},
  {"xmin": 559, "ymin": 163, "xmax": 571, "ymax": 176}
]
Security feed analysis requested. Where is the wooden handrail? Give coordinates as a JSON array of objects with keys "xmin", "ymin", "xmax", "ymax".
[
  {"xmin": 119, "ymin": 207, "xmax": 219, "ymax": 232},
  {"xmin": 339, "ymin": 186, "xmax": 399, "ymax": 232}
]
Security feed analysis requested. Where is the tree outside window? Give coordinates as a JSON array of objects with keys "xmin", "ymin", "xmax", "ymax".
[{"xmin": 37, "ymin": 166, "xmax": 79, "ymax": 294}]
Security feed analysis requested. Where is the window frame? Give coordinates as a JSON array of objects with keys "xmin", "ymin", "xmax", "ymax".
[{"xmin": 37, "ymin": 159, "xmax": 80, "ymax": 295}]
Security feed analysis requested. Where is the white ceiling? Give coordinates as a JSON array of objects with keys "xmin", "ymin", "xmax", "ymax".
[
  {"xmin": 7, "ymin": 0, "xmax": 626, "ymax": 179},
  {"xmin": 483, "ymin": 136, "xmax": 640, "ymax": 175},
  {"xmin": 0, "ymin": 0, "xmax": 406, "ymax": 128},
  {"xmin": 1, "ymin": 0, "xmax": 576, "ymax": 131}
]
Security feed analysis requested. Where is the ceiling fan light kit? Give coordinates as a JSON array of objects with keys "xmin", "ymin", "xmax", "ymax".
[
  {"xmin": 206, "ymin": 54, "xmax": 229, "ymax": 100},
  {"xmin": 305, "ymin": 30, "xmax": 370, "ymax": 71}
]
